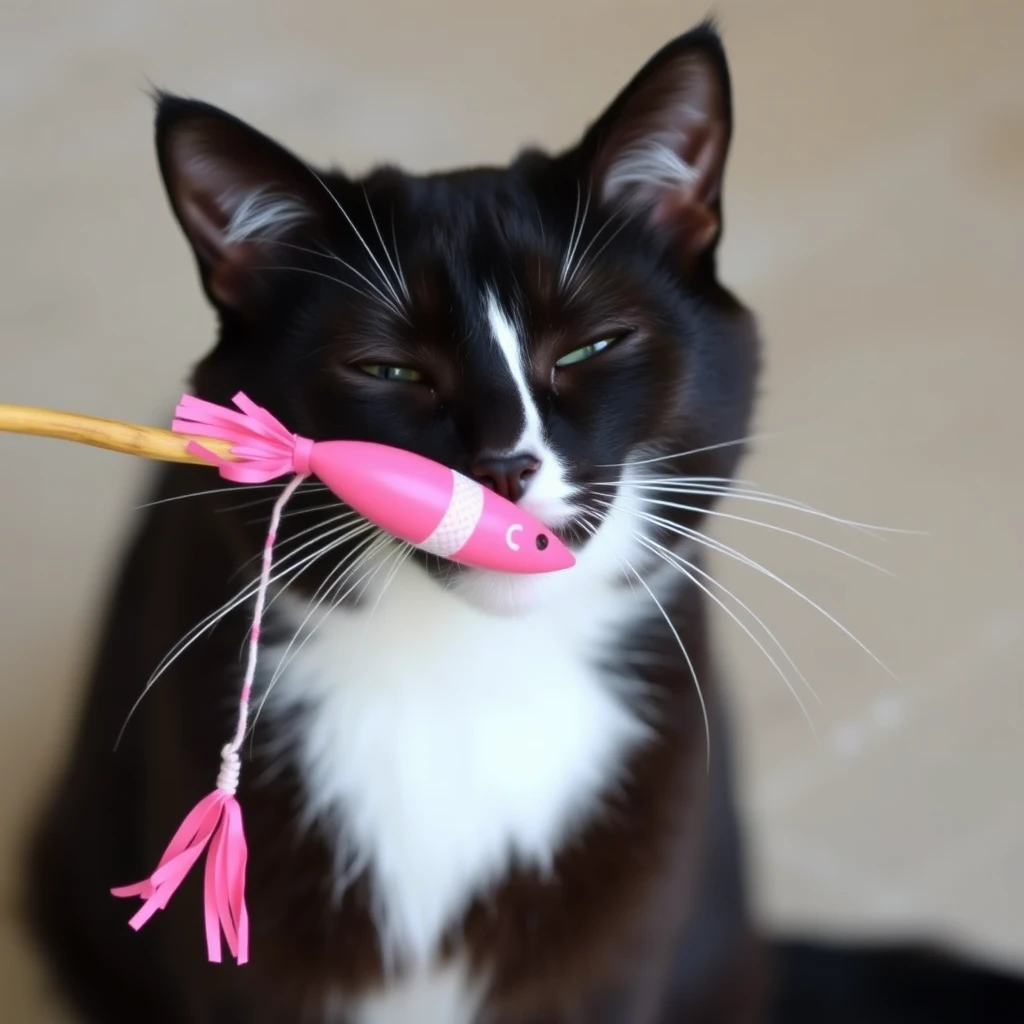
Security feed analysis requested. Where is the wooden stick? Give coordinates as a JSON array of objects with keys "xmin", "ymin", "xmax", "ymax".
[{"xmin": 0, "ymin": 403, "xmax": 235, "ymax": 466}]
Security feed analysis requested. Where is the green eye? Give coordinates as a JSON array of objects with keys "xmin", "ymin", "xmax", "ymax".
[
  {"xmin": 555, "ymin": 337, "xmax": 616, "ymax": 368},
  {"xmin": 360, "ymin": 364, "xmax": 425, "ymax": 383}
]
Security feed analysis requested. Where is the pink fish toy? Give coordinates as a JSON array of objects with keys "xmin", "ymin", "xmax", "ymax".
[
  {"xmin": 0, "ymin": 391, "xmax": 575, "ymax": 966},
  {"xmin": 172, "ymin": 392, "xmax": 575, "ymax": 575}
]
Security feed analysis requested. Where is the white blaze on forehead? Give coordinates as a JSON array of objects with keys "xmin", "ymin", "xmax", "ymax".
[
  {"xmin": 483, "ymin": 291, "xmax": 575, "ymax": 526},
  {"xmin": 485, "ymin": 290, "xmax": 542, "ymax": 446}
]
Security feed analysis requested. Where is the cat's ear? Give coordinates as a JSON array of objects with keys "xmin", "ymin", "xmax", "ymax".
[
  {"xmin": 155, "ymin": 93, "xmax": 328, "ymax": 312},
  {"xmin": 583, "ymin": 23, "xmax": 732, "ymax": 265}
]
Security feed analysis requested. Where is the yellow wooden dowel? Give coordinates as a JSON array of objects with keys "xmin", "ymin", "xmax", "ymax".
[{"xmin": 0, "ymin": 403, "xmax": 235, "ymax": 466}]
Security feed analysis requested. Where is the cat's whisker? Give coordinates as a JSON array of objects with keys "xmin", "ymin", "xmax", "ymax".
[
  {"xmin": 618, "ymin": 550, "xmax": 711, "ymax": 771},
  {"xmin": 117, "ymin": 520, "xmax": 376, "ymax": 745},
  {"xmin": 183, "ymin": 521, "xmax": 373, "ymax": 682},
  {"xmin": 251, "ymin": 233, "xmax": 406, "ymax": 318},
  {"xmin": 248, "ymin": 234, "xmax": 403, "ymax": 315},
  {"xmin": 153, "ymin": 521, "xmax": 359, "ymax": 687},
  {"xmin": 564, "ymin": 209, "xmax": 615, "ymax": 291},
  {"xmin": 277, "ymin": 500, "xmax": 351, "ymax": 522},
  {"xmin": 627, "ymin": 519, "xmax": 819, "ymax": 702},
  {"xmin": 230, "ymin": 495, "xmax": 298, "ymax": 515},
  {"xmin": 595, "ymin": 474, "xmax": 750, "ymax": 487},
  {"xmin": 258, "ymin": 263, "xmax": 405, "ymax": 322},
  {"xmin": 595, "ymin": 435, "xmax": 768, "ymax": 470},
  {"xmin": 364, "ymin": 186, "xmax": 410, "ymax": 305},
  {"xmin": 262, "ymin": 529, "xmax": 387, "ymax": 690},
  {"xmin": 260, "ymin": 523, "xmax": 380, "ymax": 622},
  {"xmin": 241, "ymin": 496, "xmax": 347, "ymax": 522},
  {"xmin": 367, "ymin": 541, "xmax": 415, "ymax": 619},
  {"xmin": 135, "ymin": 481, "xmax": 323, "ymax": 511},
  {"xmin": 235, "ymin": 521, "xmax": 379, "ymax": 661},
  {"xmin": 566, "ymin": 204, "xmax": 633, "ymax": 300},
  {"xmin": 559, "ymin": 182, "xmax": 583, "ymax": 288},
  {"xmin": 574, "ymin": 504, "xmax": 707, "ymax": 739},
  {"xmin": 230, "ymin": 511, "xmax": 366, "ymax": 581},
  {"xmin": 616, "ymin": 494, "xmax": 892, "ymax": 574},
  {"xmin": 302, "ymin": 163, "xmax": 408, "ymax": 316},
  {"xmin": 598, "ymin": 500, "xmax": 899, "ymax": 683},
  {"xmin": 257, "ymin": 235, "xmax": 385, "ymax": 296},
  {"xmin": 602, "ymin": 480, "xmax": 915, "ymax": 537},
  {"xmin": 631, "ymin": 529, "xmax": 820, "ymax": 736},
  {"xmin": 560, "ymin": 182, "xmax": 592, "ymax": 288},
  {"xmin": 248, "ymin": 531, "xmax": 392, "ymax": 737},
  {"xmin": 251, "ymin": 532, "xmax": 403, "ymax": 732},
  {"xmin": 390, "ymin": 205, "xmax": 411, "ymax": 303}
]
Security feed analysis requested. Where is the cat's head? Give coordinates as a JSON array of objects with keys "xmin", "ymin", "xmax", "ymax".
[{"xmin": 157, "ymin": 22, "xmax": 759, "ymax": 615}]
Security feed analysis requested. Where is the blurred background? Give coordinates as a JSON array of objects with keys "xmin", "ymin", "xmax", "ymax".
[{"xmin": 2, "ymin": 0, "xmax": 1022, "ymax": 1018}]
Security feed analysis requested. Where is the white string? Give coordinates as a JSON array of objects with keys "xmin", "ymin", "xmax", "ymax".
[{"xmin": 217, "ymin": 473, "xmax": 308, "ymax": 795}]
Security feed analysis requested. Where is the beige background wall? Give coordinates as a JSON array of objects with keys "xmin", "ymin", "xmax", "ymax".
[{"xmin": 2, "ymin": 1, "xmax": 1022, "ymax": 1018}]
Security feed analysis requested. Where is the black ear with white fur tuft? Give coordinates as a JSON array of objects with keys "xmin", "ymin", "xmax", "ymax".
[
  {"xmin": 584, "ymin": 23, "xmax": 733, "ymax": 269},
  {"xmin": 155, "ymin": 93, "xmax": 328, "ymax": 313}
]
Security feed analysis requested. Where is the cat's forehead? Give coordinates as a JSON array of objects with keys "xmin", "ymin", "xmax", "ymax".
[
  {"xmin": 354, "ymin": 175, "xmax": 541, "ymax": 316},
  {"xmin": 332, "ymin": 165, "xmax": 656, "ymax": 353}
]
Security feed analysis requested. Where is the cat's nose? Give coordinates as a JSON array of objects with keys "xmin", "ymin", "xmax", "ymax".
[{"xmin": 470, "ymin": 454, "xmax": 540, "ymax": 503}]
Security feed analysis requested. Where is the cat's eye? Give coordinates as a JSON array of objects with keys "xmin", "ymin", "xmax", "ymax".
[
  {"xmin": 555, "ymin": 337, "xmax": 617, "ymax": 369},
  {"xmin": 359, "ymin": 364, "xmax": 425, "ymax": 384}
]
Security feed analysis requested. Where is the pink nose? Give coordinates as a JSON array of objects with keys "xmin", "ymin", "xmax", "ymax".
[{"xmin": 470, "ymin": 454, "xmax": 540, "ymax": 502}]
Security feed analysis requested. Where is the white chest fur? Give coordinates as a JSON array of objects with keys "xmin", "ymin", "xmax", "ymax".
[
  {"xmin": 266, "ymin": 537, "xmax": 651, "ymax": 984},
  {"xmin": 346, "ymin": 960, "xmax": 484, "ymax": 1024}
]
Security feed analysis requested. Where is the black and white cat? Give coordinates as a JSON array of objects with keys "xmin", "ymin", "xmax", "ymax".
[{"xmin": 25, "ymin": 20, "xmax": 1024, "ymax": 1024}]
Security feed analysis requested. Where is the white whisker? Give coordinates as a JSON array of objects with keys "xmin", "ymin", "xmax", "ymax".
[
  {"xmin": 302, "ymin": 164, "xmax": 407, "ymax": 314},
  {"xmin": 367, "ymin": 541, "xmax": 415, "ymax": 619},
  {"xmin": 566, "ymin": 205, "xmax": 633, "ymax": 300},
  {"xmin": 364, "ymin": 186, "xmax": 409, "ymax": 304},
  {"xmin": 249, "ymin": 235, "xmax": 406, "ymax": 317},
  {"xmin": 277, "ymin": 500, "xmax": 351, "ymax": 522},
  {"xmin": 578, "ymin": 503, "xmax": 709, "ymax": 766},
  {"xmin": 633, "ymin": 530, "xmax": 819, "ymax": 737},
  {"xmin": 258, "ymin": 262, "xmax": 405, "ymax": 321},
  {"xmin": 230, "ymin": 510, "xmax": 363, "ymax": 581},
  {"xmin": 135, "ymin": 481, "xmax": 323, "ymax": 511},
  {"xmin": 560, "ymin": 182, "xmax": 592, "ymax": 288},
  {"xmin": 248, "ymin": 532, "xmax": 392, "ymax": 737},
  {"xmin": 603, "ymin": 480, "xmax": 916, "ymax": 537},
  {"xmin": 116, "ymin": 519, "xmax": 375, "ymax": 745},
  {"xmin": 390, "ymin": 205, "xmax": 410, "ymax": 302},
  {"xmin": 617, "ymin": 494, "xmax": 892, "ymax": 574},
  {"xmin": 601, "ymin": 500, "xmax": 899, "ymax": 683},
  {"xmin": 595, "ymin": 435, "xmax": 768, "ymax": 470},
  {"xmin": 264, "ymin": 530, "xmax": 388, "ymax": 689},
  {"xmin": 619, "ymin": 552, "xmax": 711, "ymax": 771},
  {"xmin": 559, "ymin": 182, "xmax": 583, "ymax": 288}
]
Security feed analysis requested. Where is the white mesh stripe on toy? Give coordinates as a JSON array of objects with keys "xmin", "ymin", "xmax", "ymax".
[{"xmin": 418, "ymin": 470, "xmax": 486, "ymax": 558}]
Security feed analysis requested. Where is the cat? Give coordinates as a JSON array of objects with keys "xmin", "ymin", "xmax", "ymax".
[{"xmin": 23, "ymin": 20, "xmax": 1024, "ymax": 1024}]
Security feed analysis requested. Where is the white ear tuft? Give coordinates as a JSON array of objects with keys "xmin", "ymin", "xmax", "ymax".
[
  {"xmin": 223, "ymin": 187, "xmax": 312, "ymax": 245},
  {"xmin": 603, "ymin": 139, "xmax": 700, "ymax": 211}
]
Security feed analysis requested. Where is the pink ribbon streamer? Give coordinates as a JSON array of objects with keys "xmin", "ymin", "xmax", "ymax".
[{"xmin": 111, "ymin": 784, "xmax": 249, "ymax": 964}]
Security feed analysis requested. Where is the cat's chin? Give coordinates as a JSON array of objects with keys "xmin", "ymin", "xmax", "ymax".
[{"xmin": 448, "ymin": 569, "xmax": 548, "ymax": 617}]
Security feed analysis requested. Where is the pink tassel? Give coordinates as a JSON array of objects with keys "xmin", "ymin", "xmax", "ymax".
[
  {"xmin": 111, "ymin": 749, "xmax": 249, "ymax": 964},
  {"xmin": 172, "ymin": 392, "xmax": 314, "ymax": 483}
]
